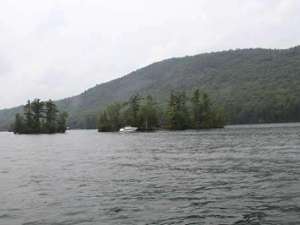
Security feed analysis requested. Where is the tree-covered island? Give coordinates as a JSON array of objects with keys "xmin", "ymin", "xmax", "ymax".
[
  {"xmin": 97, "ymin": 89, "xmax": 225, "ymax": 132},
  {"xmin": 13, "ymin": 99, "xmax": 68, "ymax": 134}
]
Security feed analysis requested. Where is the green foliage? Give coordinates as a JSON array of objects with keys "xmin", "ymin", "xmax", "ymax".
[
  {"xmin": 98, "ymin": 111, "xmax": 111, "ymax": 132},
  {"xmin": 123, "ymin": 94, "xmax": 141, "ymax": 127},
  {"xmin": 97, "ymin": 103, "xmax": 122, "ymax": 132},
  {"xmin": 13, "ymin": 99, "xmax": 68, "ymax": 134},
  {"xmin": 24, "ymin": 100, "xmax": 34, "ymax": 132},
  {"xmin": 190, "ymin": 90, "xmax": 225, "ymax": 129},
  {"xmin": 2, "ymin": 46, "xmax": 300, "ymax": 130},
  {"xmin": 98, "ymin": 91, "xmax": 224, "ymax": 132},
  {"xmin": 202, "ymin": 107, "xmax": 225, "ymax": 129},
  {"xmin": 191, "ymin": 89, "xmax": 203, "ymax": 129},
  {"xmin": 138, "ymin": 95, "xmax": 159, "ymax": 130},
  {"xmin": 44, "ymin": 100, "xmax": 58, "ymax": 133},
  {"xmin": 98, "ymin": 95, "xmax": 160, "ymax": 132},
  {"xmin": 31, "ymin": 99, "xmax": 44, "ymax": 132},
  {"xmin": 13, "ymin": 113, "xmax": 24, "ymax": 134},
  {"xmin": 165, "ymin": 91, "xmax": 190, "ymax": 130},
  {"xmin": 56, "ymin": 112, "xmax": 68, "ymax": 133}
]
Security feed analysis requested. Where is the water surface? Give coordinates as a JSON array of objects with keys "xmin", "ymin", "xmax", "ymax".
[{"xmin": 0, "ymin": 124, "xmax": 300, "ymax": 224}]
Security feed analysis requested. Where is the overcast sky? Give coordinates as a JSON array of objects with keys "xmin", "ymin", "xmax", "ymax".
[{"xmin": 0, "ymin": 0, "xmax": 299, "ymax": 109}]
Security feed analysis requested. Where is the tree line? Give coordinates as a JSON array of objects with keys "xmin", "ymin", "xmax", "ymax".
[
  {"xmin": 97, "ymin": 89, "xmax": 225, "ymax": 132},
  {"xmin": 226, "ymin": 91, "xmax": 300, "ymax": 124},
  {"xmin": 13, "ymin": 99, "xmax": 68, "ymax": 134}
]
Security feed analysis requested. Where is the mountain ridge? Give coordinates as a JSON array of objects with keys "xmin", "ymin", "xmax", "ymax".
[{"xmin": 1, "ymin": 45, "xmax": 300, "ymax": 130}]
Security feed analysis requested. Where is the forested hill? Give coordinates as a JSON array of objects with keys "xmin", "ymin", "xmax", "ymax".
[{"xmin": 1, "ymin": 46, "xmax": 300, "ymax": 130}]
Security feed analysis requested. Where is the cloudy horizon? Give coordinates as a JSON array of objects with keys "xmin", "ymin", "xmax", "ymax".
[{"xmin": 0, "ymin": 0, "xmax": 300, "ymax": 109}]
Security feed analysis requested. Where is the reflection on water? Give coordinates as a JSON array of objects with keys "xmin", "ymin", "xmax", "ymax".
[{"xmin": 0, "ymin": 123, "xmax": 300, "ymax": 225}]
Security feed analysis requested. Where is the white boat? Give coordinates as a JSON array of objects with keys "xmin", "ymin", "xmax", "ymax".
[{"xmin": 119, "ymin": 126, "xmax": 138, "ymax": 133}]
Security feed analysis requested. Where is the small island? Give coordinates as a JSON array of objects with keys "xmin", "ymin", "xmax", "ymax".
[
  {"xmin": 97, "ymin": 89, "xmax": 225, "ymax": 132},
  {"xmin": 13, "ymin": 99, "xmax": 68, "ymax": 134}
]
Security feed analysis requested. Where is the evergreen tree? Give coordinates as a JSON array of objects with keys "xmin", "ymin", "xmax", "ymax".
[
  {"xmin": 97, "ymin": 103, "xmax": 122, "ymax": 132},
  {"xmin": 24, "ymin": 100, "xmax": 34, "ymax": 133},
  {"xmin": 45, "ymin": 100, "xmax": 58, "ymax": 133},
  {"xmin": 138, "ymin": 95, "xmax": 159, "ymax": 130},
  {"xmin": 123, "ymin": 94, "xmax": 141, "ymax": 126},
  {"xmin": 202, "ymin": 93, "xmax": 211, "ymax": 120},
  {"xmin": 57, "ymin": 112, "xmax": 68, "ymax": 133},
  {"xmin": 96, "ymin": 91, "xmax": 225, "ymax": 132},
  {"xmin": 200, "ymin": 93, "xmax": 225, "ymax": 128},
  {"xmin": 213, "ymin": 107, "xmax": 226, "ymax": 128},
  {"xmin": 202, "ymin": 107, "xmax": 225, "ymax": 128},
  {"xmin": 191, "ymin": 89, "xmax": 203, "ymax": 129},
  {"xmin": 13, "ymin": 113, "xmax": 24, "ymax": 134},
  {"xmin": 31, "ymin": 99, "xmax": 44, "ymax": 132},
  {"xmin": 191, "ymin": 90, "xmax": 225, "ymax": 129},
  {"xmin": 97, "ymin": 111, "xmax": 111, "ymax": 132},
  {"xmin": 106, "ymin": 103, "xmax": 122, "ymax": 131},
  {"xmin": 12, "ymin": 99, "xmax": 68, "ymax": 134},
  {"xmin": 166, "ymin": 91, "xmax": 190, "ymax": 130}
]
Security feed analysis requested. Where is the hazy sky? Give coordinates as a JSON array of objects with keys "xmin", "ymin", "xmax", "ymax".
[{"xmin": 0, "ymin": 0, "xmax": 299, "ymax": 109}]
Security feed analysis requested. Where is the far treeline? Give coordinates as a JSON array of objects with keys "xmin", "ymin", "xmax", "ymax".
[
  {"xmin": 98, "ymin": 89, "xmax": 225, "ymax": 132},
  {"xmin": 13, "ymin": 99, "xmax": 68, "ymax": 134}
]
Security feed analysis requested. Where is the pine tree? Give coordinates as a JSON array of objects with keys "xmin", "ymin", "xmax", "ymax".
[
  {"xmin": 24, "ymin": 100, "xmax": 34, "ymax": 133},
  {"xmin": 31, "ymin": 99, "xmax": 44, "ymax": 132},
  {"xmin": 138, "ymin": 95, "xmax": 159, "ymax": 131},
  {"xmin": 57, "ymin": 112, "xmax": 68, "ymax": 133},
  {"xmin": 191, "ymin": 89, "xmax": 202, "ymax": 129},
  {"xmin": 106, "ymin": 103, "xmax": 122, "ymax": 131},
  {"xmin": 45, "ymin": 100, "xmax": 58, "ymax": 133},
  {"xmin": 12, "ymin": 99, "xmax": 68, "ymax": 134},
  {"xmin": 13, "ymin": 113, "xmax": 24, "ymax": 134},
  {"xmin": 166, "ymin": 91, "xmax": 190, "ymax": 130},
  {"xmin": 97, "ymin": 111, "xmax": 111, "ymax": 132},
  {"xmin": 124, "ymin": 94, "xmax": 141, "ymax": 126}
]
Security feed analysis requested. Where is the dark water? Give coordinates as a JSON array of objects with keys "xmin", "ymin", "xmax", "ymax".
[{"xmin": 0, "ymin": 124, "xmax": 300, "ymax": 225}]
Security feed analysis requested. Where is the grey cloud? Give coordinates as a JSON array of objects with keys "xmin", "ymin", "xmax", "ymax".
[
  {"xmin": 0, "ymin": 56, "xmax": 12, "ymax": 77},
  {"xmin": 0, "ymin": 0, "xmax": 299, "ymax": 109},
  {"xmin": 35, "ymin": 7, "xmax": 66, "ymax": 39}
]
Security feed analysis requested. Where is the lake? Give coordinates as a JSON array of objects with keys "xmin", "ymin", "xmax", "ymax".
[{"xmin": 0, "ymin": 124, "xmax": 300, "ymax": 225}]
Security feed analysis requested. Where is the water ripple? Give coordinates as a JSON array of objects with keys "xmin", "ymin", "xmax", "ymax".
[{"xmin": 0, "ymin": 124, "xmax": 300, "ymax": 224}]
